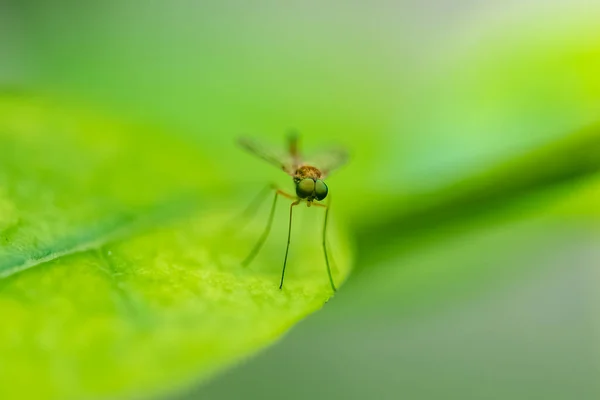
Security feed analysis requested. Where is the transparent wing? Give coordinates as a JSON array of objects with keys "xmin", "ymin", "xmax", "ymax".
[
  {"xmin": 238, "ymin": 137, "xmax": 294, "ymax": 175},
  {"xmin": 303, "ymin": 147, "xmax": 349, "ymax": 178}
]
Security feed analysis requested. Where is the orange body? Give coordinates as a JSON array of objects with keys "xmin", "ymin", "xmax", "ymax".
[{"xmin": 294, "ymin": 165, "xmax": 322, "ymax": 181}]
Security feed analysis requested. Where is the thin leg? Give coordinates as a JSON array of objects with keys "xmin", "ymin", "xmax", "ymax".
[
  {"xmin": 322, "ymin": 197, "xmax": 336, "ymax": 292},
  {"xmin": 239, "ymin": 184, "xmax": 274, "ymax": 223},
  {"xmin": 226, "ymin": 184, "xmax": 274, "ymax": 234},
  {"xmin": 287, "ymin": 130, "xmax": 300, "ymax": 170},
  {"xmin": 241, "ymin": 191, "xmax": 278, "ymax": 267},
  {"xmin": 279, "ymin": 200, "xmax": 300, "ymax": 289},
  {"xmin": 313, "ymin": 199, "xmax": 337, "ymax": 292},
  {"xmin": 241, "ymin": 188, "xmax": 297, "ymax": 267}
]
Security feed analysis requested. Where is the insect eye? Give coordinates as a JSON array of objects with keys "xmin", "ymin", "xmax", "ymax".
[
  {"xmin": 296, "ymin": 178, "xmax": 315, "ymax": 198},
  {"xmin": 314, "ymin": 180, "xmax": 328, "ymax": 200}
]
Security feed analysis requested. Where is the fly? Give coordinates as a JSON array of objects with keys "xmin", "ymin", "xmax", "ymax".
[{"xmin": 238, "ymin": 132, "xmax": 348, "ymax": 292}]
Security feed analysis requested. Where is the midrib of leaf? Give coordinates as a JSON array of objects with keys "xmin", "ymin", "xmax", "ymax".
[
  {"xmin": 0, "ymin": 193, "xmax": 201, "ymax": 279},
  {"xmin": 354, "ymin": 123, "xmax": 600, "ymax": 264}
]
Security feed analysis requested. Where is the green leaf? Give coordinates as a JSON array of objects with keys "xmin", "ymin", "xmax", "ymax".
[
  {"xmin": 355, "ymin": 123, "xmax": 600, "ymax": 264},
  {"xmin": 0, "ymin": 94, "xmax": 352, "ymax": 399},
  {"xmin": 195, "ymin": 171, "xmax": 600, "ymax": 400}
]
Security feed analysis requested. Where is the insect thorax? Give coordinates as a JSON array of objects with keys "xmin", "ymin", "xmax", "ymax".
[{"xmin": 293, "ymin": 165, "xmax": 322, "ymax": 182}]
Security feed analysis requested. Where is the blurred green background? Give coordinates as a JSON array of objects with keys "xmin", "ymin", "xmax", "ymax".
[{"xmin": 3, "ymin": 1, "xmax": 600, "ymax": 399}]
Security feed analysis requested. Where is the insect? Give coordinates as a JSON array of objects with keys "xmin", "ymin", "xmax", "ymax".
[{"xmin": 238, "ymin": 132, "xmax": 348, "ymax": 292}]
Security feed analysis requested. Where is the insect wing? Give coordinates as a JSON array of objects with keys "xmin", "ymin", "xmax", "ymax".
[
  {"xmin": 239, "ymin": 137, "xmax": 294, "ymax": 174},
  {"xmin": 304, "ymin": 147, "xmax": 348, "ymax": 178}
]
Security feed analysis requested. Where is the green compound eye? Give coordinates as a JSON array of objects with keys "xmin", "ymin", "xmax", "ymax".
[
  {"xmin": 314, "ymin": 180, "xmax": 328, "ymax": 201},
  {"xmin": 296, "ymin": 178, "xmax": 315, "ymax": 198}
]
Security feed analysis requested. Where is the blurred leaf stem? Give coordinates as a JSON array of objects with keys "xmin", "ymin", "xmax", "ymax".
[{"xmin": 355, "ymin": 124, "xmax": 600, "ymax": 266}]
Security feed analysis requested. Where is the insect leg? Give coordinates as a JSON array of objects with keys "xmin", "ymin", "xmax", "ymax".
[
  {"xmin": 313, "ymin": 198, "xmax": 337, "ymax": 292},
  {"xmin": 280, "ymin": 199, "xmax": 301, "ymax": 289},
  {"xmin": 229, "ymin": 183, "xmax": 276, "ymax": 233},
  {"xmin": 241, "ymin": 187, "xmax": 296, "ymax": 267},
  {"xmin": 287, "ymin": 130, "xmax": 300, "ymax": 170},
  {"xmin": 322, "ymin": 197, "xmax": 337, "ymax": 292},
  {"xmin": 241, "ymin": 190, "xmax": 279, "ymax": 267}
]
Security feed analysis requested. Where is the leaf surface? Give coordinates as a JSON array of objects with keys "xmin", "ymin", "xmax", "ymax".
[{"xmin": 0, "ymin": 95, "xmax": 352, "ymax": 400}]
